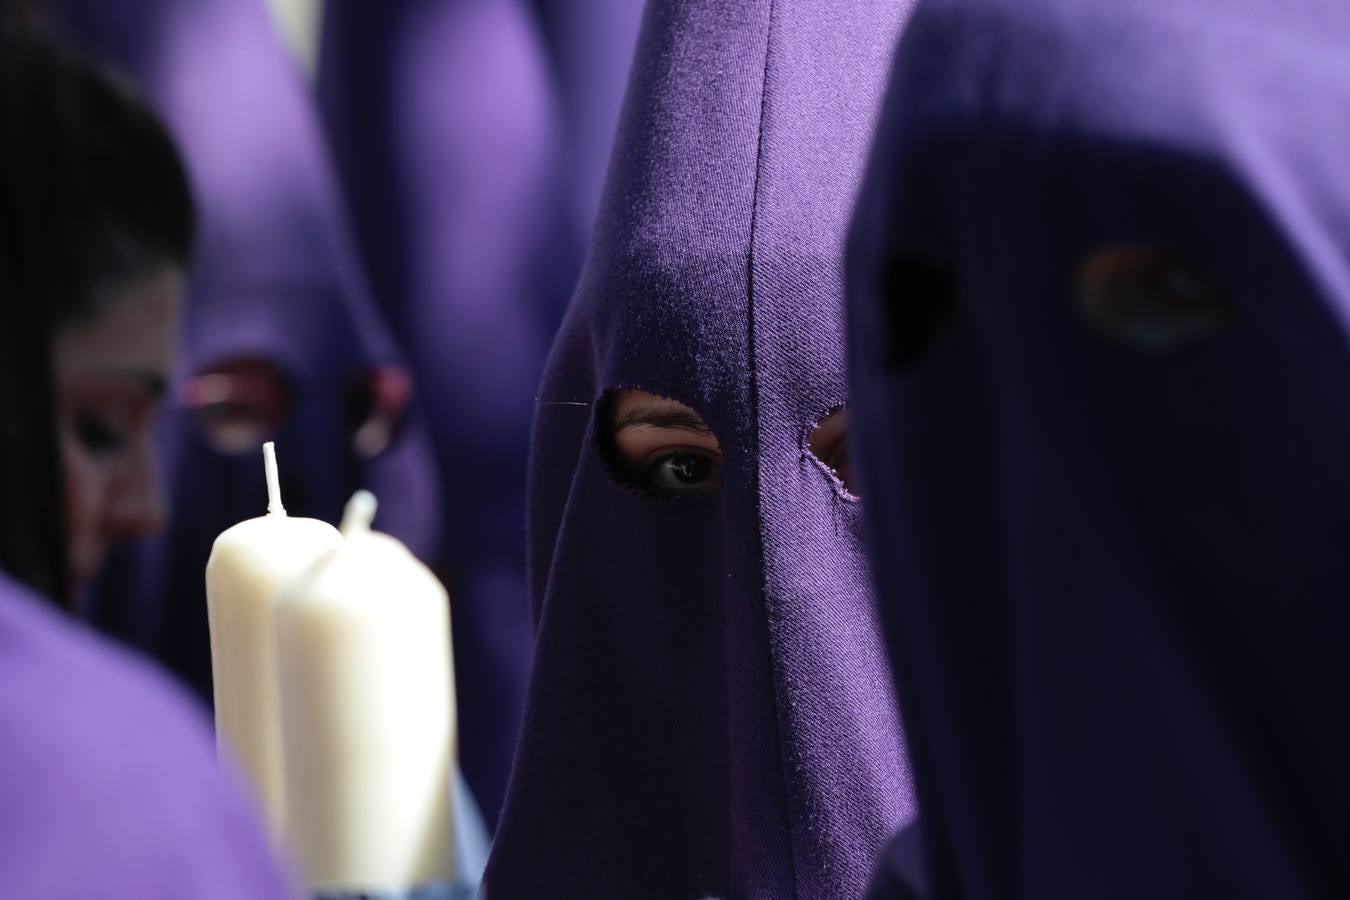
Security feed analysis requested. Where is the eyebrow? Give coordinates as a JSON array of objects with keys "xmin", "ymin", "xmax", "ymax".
[
  {"xmin": 72, "ymin": 370, "xmax": 169, "ymax": 399},
  {"xmin": 611, "ymin": 406, "xmax": 714, "ymax": 435}
]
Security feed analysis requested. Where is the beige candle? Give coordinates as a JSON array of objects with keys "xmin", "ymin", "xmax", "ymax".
[
  {"xmin": 276, "ymin": 491, "xmax": 456, "ymax": 893},
  {"xmin": 205, "ymin": 442, "xmax": 342, "ymax": 837}
]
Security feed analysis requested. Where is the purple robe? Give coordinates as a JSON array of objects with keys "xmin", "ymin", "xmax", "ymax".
[
  {"xmin": 848, "ymin": 0, "xmax": 1350, "ymax": 896},
  {"xmin": 316, "ymin": 0, "xmax": 575, "ymax": 827},
  {"xmin": 487, "ymin": 1, "xmax": 920, "ymax": 896},
  {"xmin": 0, "ymin": 571, "xmax": 295, "ymax": 897},
  {"xmin": 52, "ymin": 0, "xmax": 443, "ymax": 696}
]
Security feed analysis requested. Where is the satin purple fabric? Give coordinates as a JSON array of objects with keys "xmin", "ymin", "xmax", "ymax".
[
  {"xmin": 317, "ymin": 0, "xmax": 576, "ymax": 827},
  {"xmin": 849, "ymin": 1, "xmax": 1350, "ymax": 896},
  {"xmin": 488, "ymin": 1, "xmax": 919, "ymax": 896},
  {"xmin": 0, "ymin": 571, "xmax": 295, "ymax": 898},
  {"xmin": 55, "ymin": 0, "xmax": 442, "ymax": 696}
]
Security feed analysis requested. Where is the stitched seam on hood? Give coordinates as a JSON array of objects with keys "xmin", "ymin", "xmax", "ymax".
[{"xmin": 743, "ymin": 0, "xmax": 801, "ymax": 896}]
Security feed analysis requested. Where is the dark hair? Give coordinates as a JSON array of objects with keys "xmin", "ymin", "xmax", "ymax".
[
  {"xmin": 0, "ymin": 27, "xmax": 194, "ymax": 603},
  {"xmin": 8, "ymin": 30, "xmax": 195, "ymax": 326}
]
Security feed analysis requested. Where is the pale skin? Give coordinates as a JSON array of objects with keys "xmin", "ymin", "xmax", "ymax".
[
  {"xmin": 606, "ymin": 388, "xmax": 854, "ymax": 496},
  {"xmin": 54, "ymin": 264, "xmax": 184, "ymax": 588}
]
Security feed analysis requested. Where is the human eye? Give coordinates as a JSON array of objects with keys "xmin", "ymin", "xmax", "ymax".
[
  {"xmin": 74, "ymin": 412, "xmax": 128, "ymax": 456},
  {"xmin": 600, "ymin": 389, "xmax": 724, "ymax": 499},
  {"xmin": 1077, "ymin": 247, "xmax": 1228, "ymax": 348},
  {"xmin": 643, "ymin": 449, "xmax": 722, "ymax": 496}
]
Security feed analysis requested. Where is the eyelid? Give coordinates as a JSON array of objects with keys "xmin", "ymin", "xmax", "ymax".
[
  {"xmin": 79, "ymin": 403, "xmax": 137, "ymax": 430},
  {"xmin": 77, "ymin": 410, "xmax": 124, "ymax": 429},
  {"xmin": 616, "ymin": 426, "xmax": 721, "ymax": 456},
  {"xmin": 635, "ymin": 443, "xmax": 721, "ymax": 469}
]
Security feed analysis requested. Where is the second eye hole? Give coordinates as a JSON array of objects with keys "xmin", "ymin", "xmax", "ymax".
[
  {"xmin": 878, "ymin": 251, "xmax": 959, "ymax": 371},
  {"xmin": 806, "ymin": 407, "xmax": 856, "ymax": 497}
]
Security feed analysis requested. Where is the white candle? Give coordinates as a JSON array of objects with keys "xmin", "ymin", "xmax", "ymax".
[
  {"xmin": 205, "ymin": 442, "xmax": 342, "ymax": 838},
  {"xmin": 276, "ymin": 491, "xmax": 456, "ymax": 893}
]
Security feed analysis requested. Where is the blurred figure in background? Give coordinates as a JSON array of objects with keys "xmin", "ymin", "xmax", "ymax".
[
  {"xmin": 317, "ymin": 0, "xmax": 641, "ymax": 826},
  {"xmin": 40, "ymin": 0, "xmax": 444, "ymax": 703},
  {"xmin": 0, "ymin": 29, "xmax": 295, "ymax": 898},
  {"xmin": 526, "ymin": 0, "xmax": 646, "ymax": 236}
]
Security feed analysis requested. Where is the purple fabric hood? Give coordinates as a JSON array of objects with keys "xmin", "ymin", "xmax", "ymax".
[
  {"xmin": 489, "ymin": 1, "xmax": 920, "ymax": 896},
  {"xmin": 849, "ymin": 0, "xmax": 1350, "ymax": 896}
]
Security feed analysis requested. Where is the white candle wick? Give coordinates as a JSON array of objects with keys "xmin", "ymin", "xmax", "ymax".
[
  {"xmin": 340, "ymin": 490, "xmax": 378, "ymax": 538},
  {"xmin": 263, "ymin": 442, "xmax": 286, "ymax": 516}
]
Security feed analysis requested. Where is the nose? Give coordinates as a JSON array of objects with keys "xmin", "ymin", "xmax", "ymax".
[{"xmin": 105, "ymin": 440, "xmax": 167, "ymax": 539}]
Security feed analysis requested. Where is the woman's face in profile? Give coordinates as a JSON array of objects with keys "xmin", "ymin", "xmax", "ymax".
[{"xmin": 54, "ymin": 264, "xmax": 183, "ymax": 589}]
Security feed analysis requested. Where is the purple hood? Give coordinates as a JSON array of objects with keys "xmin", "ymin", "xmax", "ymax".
[
  {"xmin": 489, "ymin": 1, "xmax": 920, "ymax": 896},
  {"xmin": 850, "ymin": 0, "xmax": 1350, "ymax": 896}
]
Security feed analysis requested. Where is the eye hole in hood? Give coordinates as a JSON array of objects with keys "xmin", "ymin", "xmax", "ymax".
[
  {"xmin": 179, "ymin": 359, "xmax": 293, "ymax": 456},
  {"xmin": 598, "ymin": 388, "xmax": 723, "ymax": 499},
  {"xmin": 806, "ymin": 406, "xmax": 857, "ymax": 498},
  {"xmin": 878, "ymin": 251, "xmax": 960, "ymax": 371}
]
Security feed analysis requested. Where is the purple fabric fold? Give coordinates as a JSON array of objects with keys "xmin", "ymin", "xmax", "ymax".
[{"xmin": 0, "ymin": 571, "xmax": 296, "ymax": 898}]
